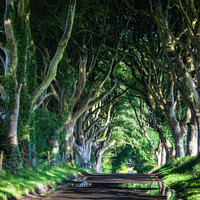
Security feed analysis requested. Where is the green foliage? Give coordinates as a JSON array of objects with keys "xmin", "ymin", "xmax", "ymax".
[
  {"xmin": 18, "ymin": 87, "xmax": 31, "ymax": 138},
  {"xmin": 0, "ymin": 4, "xmax": 197, "ymax": 200},
  {"xmin": 101, "ymin": 95, "xmax": 158, "ymax": 173},
  {"xmin": 0, "ymin": 163, "xmax": 93, "ymax": 200},
  {"xmin": 111, "ymin": 145, "xmax": 134, "ymax": 173},
  {"xmin": 32, "ymin": 108, "xmax": 61, "ymax": 158},
  {"xmin": 27, "ymin": 56, "xmax": 38, "ymax": 94},
  {"xmin": 155, "ymin": 156, "xmax": 200, "ymax": 200},
  {"xmin": 101, "ymin": 150, "xmax": 114, "ymax": 173}
]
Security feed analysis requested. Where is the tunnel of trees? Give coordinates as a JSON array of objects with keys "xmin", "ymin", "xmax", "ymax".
[{"xmin": 0, "ymin": 0, "xmax": 200, "ymax": 173}]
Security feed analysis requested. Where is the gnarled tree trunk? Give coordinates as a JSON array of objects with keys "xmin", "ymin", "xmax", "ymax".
[
  {"xmin": 75, "ymin": 139, "xmax": 93, "ymax": 168},
  {"xmin": 93, "ymin": 140, "xmax": 115, "ymax": 173},
  {"xmin": 93, "ymin": 151, "xmax": 103, "ymax": 173}
]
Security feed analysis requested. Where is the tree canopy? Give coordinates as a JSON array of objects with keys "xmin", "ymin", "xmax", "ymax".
[{"xmin": 0, "ymin": 0, "xmax": 200, "ymax": 173}]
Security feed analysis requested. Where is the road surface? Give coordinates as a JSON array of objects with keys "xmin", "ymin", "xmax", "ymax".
[{"xmin": 33, "ymin": 173, "xmax": 181, "ymax": 200}]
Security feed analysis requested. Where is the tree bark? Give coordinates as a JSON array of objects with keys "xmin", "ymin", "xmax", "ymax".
[
  {"xmin": 157, "ymin": 126, "xmax": 174, "ymax": 162},
  {"xmin": 187, "ymin": 113, "xmax": 198, "ymax": 156},
  {"xmin": 164, "ymin": 110, "xmax": 185, "ymax": 158},
  {"xmin": 3, "ymin": 0, "xmax": 24, "ymax": 165},
  {"xmin": 75, "ymin": 140, "xmax": 93, "ymax": 168},
  {"xmin": 163, "ymin": 73, "xmax": 186, "ymax": 157},
  {"xmin": 155, "ymin": 141, "xmax": 162, "ymax": 168},
  {"xmin": 64, "ymin": 114, "xmax": 75, "ymax": 161},
  {"xmin": 153, "ymin": 2, "xmax": 200, "ymax": 154},
  {"xmin": 51, "ymin": 138, "xmax": 60, "ymax": 164},
  {"xmin": 161, "ymin": 142, "xmax": 167, "ymax": 166},
  {"xmin": 93, "ymin": 152, "xmax": 103, "ymax": 173},
  {"xmin": 6, "ymin": 84, "xmax": 22, "ymax": 157},
  {"xmin": 93, "ymin": 140, "xmax": 115, "ymax": 173}
]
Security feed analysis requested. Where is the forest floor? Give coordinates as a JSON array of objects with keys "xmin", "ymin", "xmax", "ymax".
[{"xmin": 154, "ymin": 155, "xmax": 200, "ymax": 200}]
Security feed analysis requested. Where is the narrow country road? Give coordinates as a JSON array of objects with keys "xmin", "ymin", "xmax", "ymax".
[{"xmin": 35, "ymin": 173, "xmax": 181, "ymax": 200}]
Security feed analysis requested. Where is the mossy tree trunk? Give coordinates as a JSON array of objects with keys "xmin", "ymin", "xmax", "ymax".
[
  {"xmin": 3, "ymin": 0, "xmax": 29, "ymax": 166},
  {"xmin": 1, "ymin": 0, "xmax": 76, "ymax": 167}
]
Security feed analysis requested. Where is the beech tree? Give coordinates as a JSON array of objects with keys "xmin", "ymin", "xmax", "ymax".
[
  {"xmin": 61, "ymin": 40, "xmax": 118, "ymax": 160},
  {"xmin": 1, "ymin": 0, "xmax": 200, "ymax": 172},
  {"xmin": 93, "ymin": 103, "xmax": 116, "ymax": 172},
  {"xmin": 120, "ymin": 46, "xmax": 189, "ymax": 157},
  {"xmin": 0, "ymin": 0, "xmax": 76, "ymax": 165},
  {"xmin": 152, "ymin": 0, "xmax": 200, "ymax": 153},
  {"xmin": 129, "ymin": 0, "xmax": 200, "ymax": 153},
  {"xmin": 73, "ymin": 106, "xmax": 102, "ymax": 168},
  {"xmin": 128, "ymin": 98, "xmax": 170, "ymax": 167},
  {"xmin": 61, "ymin": 0, "xmax": 130, "ymax": 161}
]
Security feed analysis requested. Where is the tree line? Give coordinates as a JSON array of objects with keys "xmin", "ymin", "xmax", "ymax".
[{"xmin": 0, "ymin": 0, "xmax": 200, "ymax": 172}]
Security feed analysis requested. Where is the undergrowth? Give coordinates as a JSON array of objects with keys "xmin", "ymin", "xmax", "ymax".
[
  {"xmin": 155, "ymin": 155, "xmax": 200, "ymax": 200},
  {"xmin": 0, "ymin": 163, "xmax": 92, "ymax": 200}
]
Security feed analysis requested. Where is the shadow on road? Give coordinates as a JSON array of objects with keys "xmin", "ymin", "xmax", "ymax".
[{"xmin": 36, "ymin": 173, "xmax": 182, "ymax": 200}]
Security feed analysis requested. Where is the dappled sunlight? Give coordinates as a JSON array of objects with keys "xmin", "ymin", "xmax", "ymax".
[
  {"xmin": 1, "ymin": 0, "xmax": 200, "ymax": 199},
  {"xmin": 0, "ymin": 164, "xmax": 92, "ymax": 199}
]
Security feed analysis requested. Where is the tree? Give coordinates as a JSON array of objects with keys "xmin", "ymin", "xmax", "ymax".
[
  {"xmin": 0, "ymin": 0, "xmax": 76, "ymax": 165},
  {"xmin": 144, "ymin": 0, "xmax": 200, "ymax": 153}
]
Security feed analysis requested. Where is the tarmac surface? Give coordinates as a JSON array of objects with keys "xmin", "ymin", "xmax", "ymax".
[{"xmin": 33, "ymin": 173, "xmax": 181, "ymax": 200}]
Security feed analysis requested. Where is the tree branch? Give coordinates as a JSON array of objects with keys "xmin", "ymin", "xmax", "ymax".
[
  {"xmin": 71, "ymin": 55, "xmax": 87, "ymax": 109},
  {"xmin": 18, "ymin": 0, "xmax": 25, "ymax": 17},
  {"xmin": 31, "ymin": 92, "xmax": 52, "ymax": 113},
  {"xmin": 32, "ymin": 0, "xmax": 76, "ymax": 105},
  {"xmin": 4, "ymin": 0, "xmax": 18, "ymax": 76},
  {"xmin": 0, "ymin": 84, "xmax": 6, "ymax": 100}
]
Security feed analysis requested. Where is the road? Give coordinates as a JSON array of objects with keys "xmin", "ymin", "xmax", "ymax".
[{"xmin": 34, "ymin": 173, "xmax": 181, "ymax": 200}]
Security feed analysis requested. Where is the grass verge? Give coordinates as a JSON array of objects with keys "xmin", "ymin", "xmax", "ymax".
[
  {"xmin": 154, "ymin": 155, "xmax": 200, "ymax": 200},
  {"xmin": 0, "ymin": 163, "xmax": 93, "ymax": 200}
]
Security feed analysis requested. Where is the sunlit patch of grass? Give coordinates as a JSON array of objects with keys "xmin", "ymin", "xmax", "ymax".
[
  {"xmin": 154, "ymin": 155, "xmax": 200, "ymax": 200},
  {"xmin": 0, "ymin": 163, "xmax": 93, "ymax": 200}
]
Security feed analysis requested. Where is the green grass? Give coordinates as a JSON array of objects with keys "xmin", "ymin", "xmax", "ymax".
[
  {"xmin": 154, "ymin": 155, "xmax": 200, "ymax": 200},
  {"xmin": 0, "ymin": 163, "xmax": 93, "ymax": 200}
]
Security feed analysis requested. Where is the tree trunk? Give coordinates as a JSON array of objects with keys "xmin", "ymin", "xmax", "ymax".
[
  {"xmin": 93, "ymin": 140, "xmax": 115, "ymax": 173},
  {"xmin": 6, "ymin": 84, "xmax": 22, "ymax": 165},
  {"xmin": 187, "ymin": 114, "xmax": 198, "ymax": 156},
  {"xmin": 52, "ymin": 138, "xmax": 60, "ymax": 164},
  {"xmin": 164, "ymin": 84, "xmax": 185, "ymax": 158},
  {"xmin": 65, "ymin": 114, "xmax": 75, "ymax": 161},
  {"xmin": 155, "ymin": 141, "xmax": 162, "ymax": 168},
  {"xmin": 157, "ymin": 126, "xmax": 173, "ymax": 162},
  {"xmin": 161, "ymin": 143, "xmax": 167, "ymax": 165},
  {"xmin": 196, "ymin": 113, "xmax": 200, "ymax": 154},
  {"xmin": 165, "ymin": 119, "xmax": 185, "ymax": 158},
  {"xmin": 75, "ymin": 140, "xmax": 92, "ymax": 168},
  {"xmin": 19, "ymin": 94, "xmax": 33, "ymax": 167},
  {"xmin": 174, "ymin": 135, "xmax": 185, "ymax": 157},
  {"xmin": 32, "ymin": 143, "xmax": 37, "ymax": 166},
  {"xmin": 93, "ymin": 151, "xmax": 102, "ymax": 173},
  {"xmin": 20, "ymin": 135, "xmax": 32, "ymax": 167},
  {"xmin": 166, "ymin": 113, "xmax": 185, "ymax": 158},
  {"xmin": 154, "ymin": 3, "xmax": 200, "ymax": 154}
]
